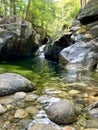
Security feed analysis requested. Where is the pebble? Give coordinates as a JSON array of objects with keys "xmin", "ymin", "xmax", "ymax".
[
  {"xmin": 0, "ymin": 104, "xmax": 7, "ymax": 114},
  {"xmin": 68, "ymin": 90, "xmax": 80, "ymax": 95},
  {"xmin": 25, "ymin": 94, "xmax": 38, "ymax": 102},
  {"xmin": 25, "ymin": 107, "xmax": 38, "ymax": 116},
  {"xmin": 14, "ymin": 108, "xmax": 28, "ymax": 118},
  {"xmin": 7, "ymin": 104, "xmax": 15, "ymax": 111},
  {"xmin": 13, "ymin": 92, "xmax": 27, "ymax": 101}
]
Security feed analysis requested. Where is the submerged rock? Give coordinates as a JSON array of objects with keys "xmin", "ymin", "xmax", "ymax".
[
  {"xmin": 0, "ymin": 73, "xmax": 34, "ymax": 96},
  {"xmin": 46, "ymin": 99, "xmax": 77, "ymax": 125}
]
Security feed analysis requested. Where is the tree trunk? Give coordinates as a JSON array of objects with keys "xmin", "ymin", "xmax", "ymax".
[
  {"xmin": 10, "ymin": 0, "xmax": 13, "ymax": 15},
  {"xmin": 80, "ymin": 0, "xmax": 87, "ymax": 8},
  {"xmin": 13, "ymin": 0, "xmax": 16, "ymax": 15},
  {"xmin": 25, "ymin": 0, "xmax": 31, "ymax": 20},
  {"xmin": 4, "ymin": 0, "xmax": 7, "ymax": 15}
]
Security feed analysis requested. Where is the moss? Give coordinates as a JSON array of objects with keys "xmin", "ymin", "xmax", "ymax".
[{"xmin": 0, "ymin": 57, "xmax": 65, "ymax": 95}]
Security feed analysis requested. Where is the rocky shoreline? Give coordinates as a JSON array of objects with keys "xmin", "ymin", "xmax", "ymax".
[{"xmin": 0, "ymin": 73, "xmax": 98, "ymax": 130}]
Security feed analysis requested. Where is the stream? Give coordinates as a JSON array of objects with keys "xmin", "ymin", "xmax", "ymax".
[{"xmin": 0, "ymin": 46, "xmax": 98, "ymax": 129}]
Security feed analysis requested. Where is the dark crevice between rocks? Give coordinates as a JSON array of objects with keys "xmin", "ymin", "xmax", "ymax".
[{"xmin": 79, "ymin": 14, "xmax": 98, "ymax": 25}]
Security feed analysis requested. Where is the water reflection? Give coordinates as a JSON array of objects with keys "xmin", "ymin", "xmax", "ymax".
[{"xmin": 0, "ymin": 54, "xmax": 98, "ymax": 91}]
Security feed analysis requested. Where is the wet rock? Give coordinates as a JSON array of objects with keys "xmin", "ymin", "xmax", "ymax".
[
  {"xmin": 0, "ymin": 73, "xmax": 34, "ymax": 96},
  {"xmin": 46, "ymin": 99, "xmax": 77, "ymax": 125},
  {"xmin": 77, "ymin": 0, "xmax": 98, "ymax": 25},
  {"xmin": 37, "ymin": 95, "xmax": 60, "ymax": 108},
  {"xmin": 68, "ymin": 90, "xmax": 80, "ymax": 95},
  {"xmin": 0, "ymin": 104, "xmax": 7, "ymax": 115},
  {"xmin": 14, "ymin": 108, "xmax": 28, "ymax": 118},
  {"xmin": 44, "ymin": 33, "xmax": 72, "ymax": 62},
  {"xmin": 87, "ymin": 101, "xmax": 98, "ymax": 118},
  {"xmin": 29, "ymin": 123, "xmax": 59, "ymax": 130},
  {"xmin": 43, "ymin": 88, "xmax": 61, "ymax": 96}
]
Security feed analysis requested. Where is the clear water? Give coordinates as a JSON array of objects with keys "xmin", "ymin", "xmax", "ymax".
[
  {"xmin": 0, "ymin": 55, "xmax": 98, "ymax": 94},
  {"xmin": 0, "ymin": 56, "xmax": 67, "ymax": 94}
]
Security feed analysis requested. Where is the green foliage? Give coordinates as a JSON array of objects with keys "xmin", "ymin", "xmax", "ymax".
[{"xmin": 0, "ymin": 0, "xmax": 81, "ymax": 35}]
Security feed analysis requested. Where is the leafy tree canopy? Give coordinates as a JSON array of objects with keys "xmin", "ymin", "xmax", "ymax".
[{"xmin": 0, "ymin": 0, "xmax": 87, "ymax": 35}]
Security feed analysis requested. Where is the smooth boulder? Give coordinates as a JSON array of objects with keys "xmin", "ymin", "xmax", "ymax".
[
  {"xmin": 46, "ymin": 99, "xmax": 77, "ymax": 125},
  {"xmin": 0, "ymin": 73, "xmax": 34, "ymax": 96},
  {"xmin": 59, "ymin": 41, "xmax": 98, "ymax": 70}
]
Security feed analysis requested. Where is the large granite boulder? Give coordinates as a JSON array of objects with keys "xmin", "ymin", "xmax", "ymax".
[
  {"xmin": 44, "ymin": 32, "xmax": 72, "ymax": 62},
  {"xmin": 60, "ymin": 19, "xmax": 98, "ymax": 70},
  {"xmin": 60, "ymin": 41, "xmax": 98, "ymax": 70},
  {"xmin": 0, "ymin": 73, "xmax": 34, "ymax": 96},
  {"xmin": 77, "ymin": 0, "xmax": 98, "ymax": 25},
  {"xmin": 0, "ymin": 15, "xmax": 39, "ymax": 60},
  {"xmin": 46, "ymin": 99, "xmax": 77, "ymax": 125}
]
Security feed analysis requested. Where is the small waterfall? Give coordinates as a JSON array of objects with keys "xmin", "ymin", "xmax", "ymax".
[{"xmin": 38, "ymin": 45, "xmax": 46, "ymax": 58}]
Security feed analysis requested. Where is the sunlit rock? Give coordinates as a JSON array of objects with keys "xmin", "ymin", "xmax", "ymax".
[
  {"xmin": 0, "ymin": 104, "xmax": 7, "ymax": 115},
  {"xmin": 13, "ymin": 92, "xmax": 27, "ymax": 101},
  {"xmin": 14, "ymin": 108, "xmax": 28, "ymax": 118},
  {"xmin": 60, "ymin": 41, "xmax": 98, "ymax": 70},
  {"xmin": 0, "ymin": 73, "xmax": 35, "ymax": 96}
]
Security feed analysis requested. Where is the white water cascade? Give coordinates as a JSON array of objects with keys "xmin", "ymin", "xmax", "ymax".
[{"xmin": 38, "ymin": 45, "xmax": 46, "ymax": 58}]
